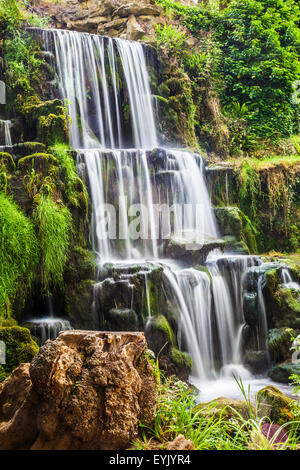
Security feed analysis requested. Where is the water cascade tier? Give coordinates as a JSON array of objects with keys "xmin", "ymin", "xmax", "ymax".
[
  {"xmin": 0, "ymin": 120, "xmax": 12, "ymax": 149},
  {"xmin": 42, "ymin": 27, "xmax": 277, "ymax": 386}
]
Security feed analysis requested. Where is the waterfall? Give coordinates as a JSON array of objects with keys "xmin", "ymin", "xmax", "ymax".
[
  {"xmin": 44, "ymin": 29, "xmax": 157, "ymax": 149},
  {"xmin": 0, "ymin": 120, "xmax": 12, "ymax": 147},
  {"xmin": 44, "ymin": 27, "xmax": 270, "ymax": 387}
]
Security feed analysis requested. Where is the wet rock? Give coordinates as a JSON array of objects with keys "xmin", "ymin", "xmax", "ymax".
[
  {"xmin": 268, "ymin": 328, "xmax": 294, "ymax": 364},
  {"xmin": 145, "ymin": 315, "xmax": 191, "ymax": 382},
  {"xmin": 165, "ymin": 235, "xmax": 225, "ymax": 265},
  {"xmin": 214, "ymin": 206, "xmax": 258, "ymax": 253},
  {"xmin": 0, "ymin": 330, "xmax": 157, "ymax": 450},
  {"xmin": 243, "ymin": 350, "xmax": 269, "ymax": 374},
  {"xmin": 256, "ymin": 386, "xmax": 295, "ymax": 425},
  {"xmin": 268, "ymin": 362, "xmax": 300, "ymax": 384},
  {"xmin": 166, "ymin": 434, "xmax": 194, "ymax": 450},
  {"xmin": 107, "ymin": 308, "xmax": 138, "ymax": 331}
]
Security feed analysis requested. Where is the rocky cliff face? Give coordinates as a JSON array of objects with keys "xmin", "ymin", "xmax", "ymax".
[
  {"xmin": 31, "ymin": 0, "xmax": 164, "ymax": 40},
  {"xmin": 0, "ymin": 330, "xmax": 157, "ymax": 450}
]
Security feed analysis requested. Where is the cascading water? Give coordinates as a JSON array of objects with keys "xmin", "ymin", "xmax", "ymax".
[
  {"xmin": 43, "ymin": 27, "xmax": 273, "ymax": 396},
  {"xmin": 45, "ymin": 29, "xmax": 157, "ymax": 149},
  {"xmin": 0, "ymin": 119, "xmax": 12, "ymax": 148}
]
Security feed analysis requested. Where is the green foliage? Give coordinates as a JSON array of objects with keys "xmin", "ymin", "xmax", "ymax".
[
  {"xmin": 0, "ymin": 325, "xmax": 39, "ymax": 382},
  {"xmin": 0, "ymin": 193, "xmax": 39, "ymax": 317},
  {"xmin": 0, "ymin": 0, "xmax": 48, "ymax": 94},
  {"xmin": 215, "ymin": 0, "xmax": 300, "ymax": 139},
  {"xmin": 4, "ymin": 33, "xmax": 44, "ymax": 93},
  {"xmin": 154, "ymin": 24, "xmax": 185, "ymax": 53},
  {"xmin": 155, "ymin": 0, "xmax": 300, "ymax": 143},
  {"xmin": 50, "ymin": 143, "xmax": 88, "ymax": 216},
  {"xmin": 34, "ymin": 195, "xmax": 73, "ymax": 291}
]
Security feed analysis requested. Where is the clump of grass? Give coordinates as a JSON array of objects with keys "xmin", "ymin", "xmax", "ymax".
[
  {"xmin": 133, "ymin": 363, "xmax": 300, "ymax": 450},
  {"xmin": 34, "ymin": 195, "xmax": 73, "ymax": 291},
  {"xmin": 0, "ymin": 193, "xmax": 39, "ymax": 317},
  {"xmin": 50, "ymin": 143, "xmax": 88, "ymax": 217}
]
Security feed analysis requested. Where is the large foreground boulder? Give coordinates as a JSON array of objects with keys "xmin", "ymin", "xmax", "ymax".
[{"xmin": 0, "ymin": 330, "xmax": 157, "ymax": 450}]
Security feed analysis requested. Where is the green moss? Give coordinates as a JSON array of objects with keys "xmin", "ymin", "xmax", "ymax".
[
  {"xmin": 153, "ymin": 315, "xmax": 176, "ymax": 347},
  {"xmin": 18, "ymin": 153, "xmax": 57, "ymax": 173},
  {"xmin": 0, "ymin": 152, "xmax": 15, "ymax": 172},
  {"xmin": 37, "ymin": 114, "xmax": 69, "ymax": 146},
  {"xmin": 21, "ymin": 97, "xmax": 63, "ymax": 119},
  {"xmin": 256, "ymin": 386, "xmax": 295, "ymax": 425},
  {"xmin": 215, "ymin": 206, "xmax": 258, "ymax": 253},
  {"xmin": 171, "ymin": 347, "xmax": 192, "ymax": 369},
  {"xmin": 268, "ymin": 328, "xmax": 294, "ymax": 363},
  {"xmin": 0, "ymin": 325, "xmax": 39, "ymax": 382},
  {"xmin": 13, "ymin": 142, "xmax": 46, "ymax": 158},
  {"xmin": 50, "ymin": 143, "xmax": 88, "ymax": 217}
]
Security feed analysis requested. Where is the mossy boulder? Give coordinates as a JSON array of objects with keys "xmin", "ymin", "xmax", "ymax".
[
  {"xmin": 0, "ymin": 152, "xmax": 15, "ymax": 172},
  {"xmin": 21, "ymin": 97, "xmax": 64, "ymax": 119},
  {"xmin": 268, "ymin": 328, "xmax": 295, "ymax": 363},
  {"xmin": 0, "ymin": 326, "xmax": 39, "ymax": 382},
  {"xmin": 171, "ymin": 347, "xmax": 192, "ymax": 371},
  {"xmin": 145, "ymin": 315, "xmax": 176, "ymax": 355},
  {"xmin": 243, "ymin": 350, "xmax": 269, "ymax": 374},
  {"xmin": 194, "ymin": 397, "xmax": 254, "ymax": 421},
  {"xmin": 18, "ymin": 153, "xmax": 57, "ymax": 173},
  {"xmin": 264, "ymin": 268, "xmax": 300, "ymax": 328},
  {"xmin": 106, "ymin": 308, "xmax": 138, "ymax": 331},
  {"xmin": 145, "ymin": 315, "xmax": 191, "ymax": 381},
  {"xmin": 268, "ymin": 362, "xmax": 300, "ymax": 384},
  {"xmin": 256, "ymin": 386, "xmax": 295, "ymax": 425},
  {"xmin": 37, "ymin": 113, "xmax": 69, "ymax": 146},
  {"xmin": 12, "ymin": 142, "xmax": 46, "ymax": 159},
  {"xmin": 214, "ymin": 206, "xmax": 258, "ymax": 253}
]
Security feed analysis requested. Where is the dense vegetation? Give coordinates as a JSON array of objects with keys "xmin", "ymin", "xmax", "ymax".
[{"xmin": 155, "ymin": 0, "xmax": 300, "ymax": 153}]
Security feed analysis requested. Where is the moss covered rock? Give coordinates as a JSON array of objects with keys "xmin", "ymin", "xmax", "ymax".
[
  {"xmin": 21, "ymin": 97, "xmax": 64, "ymax": 119},
  {"xmin": 268, "ymin": 362, "xmax": 300, "ymax": 384},
  {"xmin": 145, "ymin": 315, "xmax": 191, "ymax": 381},
  {"xmin": 12, "ymin": 142, "xmax": 46, "ymax": 159},
  {"xmin": 264, "ymin": 268, "xmax": 300, "ymax": 329},
  {"xmin": 268, "ymin": 328, "xmax": 295, "ymax": 363},
  {"xmin": 18, "ymin": 153, "xmax": 57, "ymax": 173},
  {"xmin": 256, "ymin": 386, "xmax": 295, "ymax": 424},
  {"xmin": 194, "ymin": 397, "xmax": 254, "ymax": 421},
  {"xmin": 0, "ymin": 152, "xmax": 15, "ymax": 172},
  {"xmin": 214, "ymin": 206, "xmax": 258, "ymax": 253},
  {"xmin": 106, "ymin": 308, "xmax": 138, "ymax": 331},
  {"xmin": 37, "ymin": 114, "xmax": 69, "ymax": 146},
  {"xmin": 0, "ymin": 326, "xmax": 39, "ymax": 382}
]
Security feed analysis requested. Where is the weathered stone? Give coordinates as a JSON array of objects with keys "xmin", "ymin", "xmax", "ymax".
[
  {"xmin": 0, "ymin": 330, "xmax": 157, "ymax": 450},
  {"xmin": 126, "ymin": 14, "xmax": 145, "ymax": 40},
  {"xmin": 113, "ymin": 3, "xmax": 162, "ymax": 18},
  {"xmin": 166, "ymin": 434, "xmax": 194, "ymax": 450}
]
